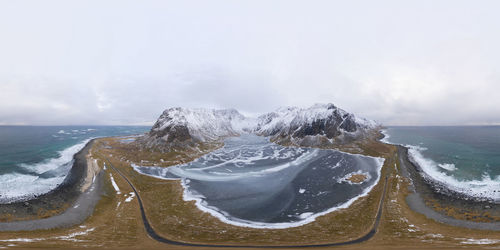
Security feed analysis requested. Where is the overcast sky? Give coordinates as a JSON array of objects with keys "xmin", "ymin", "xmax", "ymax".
[{"xmin": 1, "ymin": 0, "xmax": 499, "ymax": 126}]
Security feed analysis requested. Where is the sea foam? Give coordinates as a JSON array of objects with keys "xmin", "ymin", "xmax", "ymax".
[
  {"xmin": 0, "ymin": 139, "xmax": 90, "ymax": 203},
  {"xmin": 407, "ymin": 146, "xmax": 500, "ymax": 203},
  {"xmin": 381, "ymin": 129, "xmax": 500, "ymax": 203}
]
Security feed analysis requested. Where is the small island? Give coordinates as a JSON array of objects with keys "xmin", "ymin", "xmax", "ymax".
[{"xmin": 346, "ymin": 174, "xmax": 368, "ymax": 184}]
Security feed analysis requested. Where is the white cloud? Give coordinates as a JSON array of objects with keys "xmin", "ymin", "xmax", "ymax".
[{"xmin": 0, "ymin": 0, "xmax": 499, "ymax": 125}]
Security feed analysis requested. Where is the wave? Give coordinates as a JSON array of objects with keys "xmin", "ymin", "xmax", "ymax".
[
  {"xmin": 407, "ymin": 146, "xmax": 500, "ymax": 203},
  {"xmin": 380, "ymin": 129, "xmax": 500, "ymax": 203},
  {"xmin": 0, "ymin": 139, "xmax": 90, "ymax": 203},
  {"xmin": 379, "ymin": 129, "xmax": 391, "ymax": 143},
  {"xmin": 0, "ymin": 174, "xmax": 66, "ymax": 203},
  {"xmin": 437, "ymin": 163, "xmax": 457, "ymax": 171},
  {"xmin": 19, "ymin": 139, "xmax": 90, "ymax": 174}
]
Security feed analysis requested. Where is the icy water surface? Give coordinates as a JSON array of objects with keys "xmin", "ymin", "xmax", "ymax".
[{"xmin": 134, "ymin": 134, "xmax": 384, "ymax": 228}]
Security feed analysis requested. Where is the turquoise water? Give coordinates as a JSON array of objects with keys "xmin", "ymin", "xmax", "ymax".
[
  {"xmin": 0, "ymin": 126, "xmax": 148, "ymax": 203},
  {"xmin": 382, "ymin": 126, "xmax": 500, "ymax": 202}
]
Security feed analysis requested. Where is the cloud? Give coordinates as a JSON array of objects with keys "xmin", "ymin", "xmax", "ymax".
[{"xmin": 0, "ymin": 0, "xmax": 499, "ymax": 125}]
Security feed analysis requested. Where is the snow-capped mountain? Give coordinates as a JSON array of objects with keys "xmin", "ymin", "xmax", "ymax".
[
  {"xmin": 254, "ymin": 103, "xmax": 379, "ymax": 146},
  {"xmin": 140, "ymin": 104, "xmax": 379, "ymax": 151}
]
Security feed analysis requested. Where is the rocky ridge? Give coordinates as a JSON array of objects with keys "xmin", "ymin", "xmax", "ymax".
[{"xmin": 138, "ymin": 103, "xmax": 380, "ymax": 151}]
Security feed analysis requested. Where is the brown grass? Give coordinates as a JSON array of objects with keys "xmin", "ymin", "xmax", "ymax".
[
  {"xmin": 0, "ymin": 136, "xmax": 498, "ymax": 249},
  {"xmin": 347, "ymin": 174, "xmax": 368, "ymax": 184}
]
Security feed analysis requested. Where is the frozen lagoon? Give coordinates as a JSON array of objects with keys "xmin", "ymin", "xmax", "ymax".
[{"xmin": 134, "ymin": 134, "xmax": 384, "ymax": 228}]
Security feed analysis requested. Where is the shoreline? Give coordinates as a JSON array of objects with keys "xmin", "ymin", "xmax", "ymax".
[
  {"xmin": 0, "ymin": 139, "xmax": 104, "ymax": 231},
  {"xmin": 381, "ymin": 129, "xmax": 498, "ymax": 204},
  {"xmin": 397, "ymin": 145, "xmax": 500, "ymax": 231},
  {"xmin": 106, "ymin": 152, "xmax": 390, "ymax": 247},
  {"xmin": 176, "ymin": 157, "xmax": 382, "ymax": 230},
  {"xmin": 94, "ymin": 135, "xmax": 393, "ymax": 245},
  {"xmin": 131, "ymin": 134, "xmax": 387, "ymax": 229}
]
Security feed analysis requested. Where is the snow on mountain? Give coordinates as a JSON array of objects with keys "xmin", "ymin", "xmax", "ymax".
[
  {"xmin": 151, "ymin": 107, "xmax": 250, "ymax": 142},
  {"xmin": 255, "ymin": 103, "xmax": 378, "ymax": 139},
  {"xmin": 140, "ymin": 104, "xmax": 379, "ymax": 151}
]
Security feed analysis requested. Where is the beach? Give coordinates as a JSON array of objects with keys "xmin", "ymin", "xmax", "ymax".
[
  {"xmin": 0, "ymin": 139, "xmax": 104, "ymax": 231},
  {"xmin": 0, "ymin": 136, "xmax": 499, "ymax": 248},
  {"xmin": 397, "ymin": 145, "xmax": 500, "ymax": 231}
]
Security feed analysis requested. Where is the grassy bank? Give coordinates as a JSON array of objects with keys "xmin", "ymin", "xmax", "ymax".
[{"xmin": 0, "ymin": 136, "xmax": 498, "ymax": 249}]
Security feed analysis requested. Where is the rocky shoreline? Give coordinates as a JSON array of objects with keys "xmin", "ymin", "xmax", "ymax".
[
  {"xmin": 397, "ymin": 145, "xmax": 500, "ymax": 230},
  {"xmin": 0, "ymin": 139, "xmax": 104, "ymax": 230}
]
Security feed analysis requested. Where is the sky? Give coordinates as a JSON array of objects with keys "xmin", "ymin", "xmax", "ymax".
[{"xmin": 1, "ymin": 0, "xmax": 499, "ymax": 126}]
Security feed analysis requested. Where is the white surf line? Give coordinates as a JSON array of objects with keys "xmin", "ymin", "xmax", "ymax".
[{"xmin": 109, "ymin": 173, "xmax": 121, "ymax": 194}]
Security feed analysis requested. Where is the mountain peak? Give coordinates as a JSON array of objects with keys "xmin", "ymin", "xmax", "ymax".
[{"xmin": 140, "ymin": 104, "xmax": 379, "ymax": 151}]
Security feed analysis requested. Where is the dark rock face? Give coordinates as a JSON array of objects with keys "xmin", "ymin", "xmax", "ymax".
[
  {"xmin": 254, "ymin": 104, "xmax": 377, "ymax": 147},
  {"xmin": 148, "ymin": 108, "xmax": 193, "ymax": 143},
  {"xmin": 139, "ymin": 104, "xmax": 378, "ymax": 151},
  {"xmin": 138, "ymin": 125, "xmax": 197, "ymax": 152},
  {"xmin": 138, "ymin": 107, "xmax": 246, "ymax": 152},
  {"xmin": 149, "ymin": 124, "xmax": 191, "ymax": 143},
  {"xmin": 288, "ymin": 113, "xmax": 358, "ymax": 139}
]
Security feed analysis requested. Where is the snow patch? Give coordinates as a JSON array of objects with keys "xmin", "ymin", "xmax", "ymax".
[
  {"xmin": 0, "ymin": 228, "xmax": 95, "ymax": 243},
  {"xmin": 125, "ymin": 192, "xmax": 135, "ymax": 202},
  {"xmin": 459, "ymin": 238, "xmax": 500, "ymax": 245},
  {"xmin": 53, "ymin": 228, "xmax": 95, "ymax": 242},
  {"xmin": 109, "ymin": 174, "xmax": 121, "ymax": 194}
]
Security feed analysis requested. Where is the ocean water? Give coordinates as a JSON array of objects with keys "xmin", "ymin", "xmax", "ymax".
[
  {"xmin": 134, "ymin": 134, "xmax": 385, "ymax": 228},
  {"xmin": 0, "ymin": 126, "xmax": 149, "ymax": 203},
  {"xmin": 382, "ymin": 126, "xmax": 500, "ymax": 203}
]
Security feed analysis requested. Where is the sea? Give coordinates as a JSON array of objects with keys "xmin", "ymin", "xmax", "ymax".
[
  {"xmin": 134, "ymin": 134, "xmax": 385, "ymax": 229},
  {"xmin": 0, "ymin": 126, "xmax": 149, "ymax": 203},
  {"xmin": 382, "ymin": 126, "xmax": 500, "ymax": 203}
]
